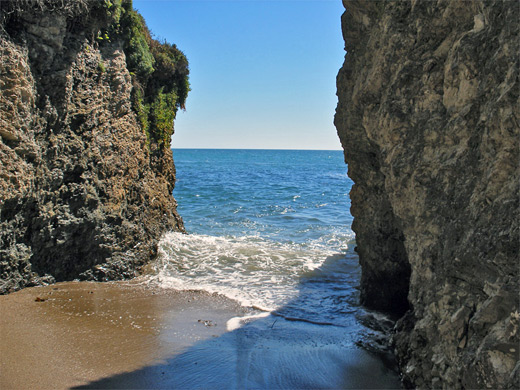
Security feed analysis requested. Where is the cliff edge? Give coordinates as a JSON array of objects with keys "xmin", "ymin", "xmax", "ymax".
[
  {"xmin": 335, "ymin": 0, "xmax": 519, "ymax": 388},
  {"xmin": 0, "ymin": 0, "xmax": 187, "ymax": 293}
]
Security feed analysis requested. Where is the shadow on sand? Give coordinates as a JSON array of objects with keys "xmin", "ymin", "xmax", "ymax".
[{"xmin": 74, "ymin": 249, "xmax": 401, "ymax": 389}]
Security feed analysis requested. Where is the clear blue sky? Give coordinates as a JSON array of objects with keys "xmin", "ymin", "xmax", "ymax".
[{"xmin": 133, "ymin": 0, "xmax": 345, "ymax": 150}]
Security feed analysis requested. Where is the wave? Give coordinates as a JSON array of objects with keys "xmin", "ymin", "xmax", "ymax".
[{"xmin": 147, "ymin": 231, "xmax": 353, "ymax": 313}]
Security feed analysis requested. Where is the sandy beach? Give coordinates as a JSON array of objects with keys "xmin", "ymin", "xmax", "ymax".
[
  {"xmin": 1, "ymin": 280, "xmax": 400, "ymax": 389},
  {"xmin": 0, "ymin": 281, "xmax": 248, "ymax": 390}
]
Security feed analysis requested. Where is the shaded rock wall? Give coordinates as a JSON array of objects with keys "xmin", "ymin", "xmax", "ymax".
[
  {"xmin": 0, "ymin": 1, "xmax": 184, "ymax": 293},
  {"xmin": 335, "ymin": 0, "xmax": 519, "ymax": 388}
]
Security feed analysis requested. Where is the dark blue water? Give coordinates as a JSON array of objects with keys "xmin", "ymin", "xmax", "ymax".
[{"xmin": 173, "ymin": 149, "xmax": 352, "ymax": 243}]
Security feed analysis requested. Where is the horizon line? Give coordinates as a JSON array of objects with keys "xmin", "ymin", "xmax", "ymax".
[{"xmin": 171, "ymin": 147, "xmax": 344, "ymax": 152}]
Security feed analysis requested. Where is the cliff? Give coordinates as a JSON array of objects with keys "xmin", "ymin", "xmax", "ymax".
[
  {"xmin": 0, "ymin": 0, "xmax": 187, "ymax": 293},
  {"xmin": 335, "ymin": 0, "xmax": 519, "ymax": 388}
]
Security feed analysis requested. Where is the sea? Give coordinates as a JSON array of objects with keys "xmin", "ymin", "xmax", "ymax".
[{"xmin": 146, "ymin": 149, "xmax": 400, "ymax": 388}]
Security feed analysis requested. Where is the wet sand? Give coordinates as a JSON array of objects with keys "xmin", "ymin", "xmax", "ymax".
[
  {"xmin": 0, "ymin": 281, "xmax": 247, "ymax": 390},
  {"xmin": 1, "ymin": 281, "xmax": 401, "ymax": 389}
]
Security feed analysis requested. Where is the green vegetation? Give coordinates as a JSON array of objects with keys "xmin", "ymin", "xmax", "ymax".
[
  {"xmin": 97, "ymin": 0, "xmax": 190, "ymax": 147},
  {"xmin": 149, "ymin": 89, "xmax": 177, "ymax": 145},
  {"xmin": 103, "ymin": 0, "xmax": 123, "ymax": 25},
  {"xmin": 120, "ymin": 4, "xmax": 155, "ymax": 78},
  {"xmin": 1, "ymin": 0, "xmax": 189, "ymax": 148}
]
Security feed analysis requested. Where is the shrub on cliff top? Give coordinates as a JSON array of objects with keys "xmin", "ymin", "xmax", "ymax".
[
  {"xmin": 148, "ymin": 39, "xmax": 190, "ymax": 111},
  {"xmin": 98, "ymin": 0, "xmax": 190, "ymax": 147},
  {"xmin": 1, "ymin": 0, "xmax": 189, "ymax": 148},
  {"xmin": 119, "ymin": 1, "xmax": 155, "ymax": 79}
]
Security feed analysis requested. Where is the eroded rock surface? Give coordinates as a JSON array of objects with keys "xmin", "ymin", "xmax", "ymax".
[
  {"xmin": 0, "ymin": 1, "xmax": 184, "ymax": 293},
  {"xmin": 335, "ymin": 0, "xmax": 519, "ymax": 388}
]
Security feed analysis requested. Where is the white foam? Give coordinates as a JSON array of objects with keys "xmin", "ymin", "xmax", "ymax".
[
  {"xmin": 148, "ymin": 232, "xmax": 352, "ymax": 311},
  {"xmin": 226, "ymin": 312, "xmax": 271, "ymax": 331}
]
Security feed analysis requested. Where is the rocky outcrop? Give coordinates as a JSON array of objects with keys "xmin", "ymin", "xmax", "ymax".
[
  {"xmin": 0, "ymin": 0, "xmax": 185, "ymax": 293},
  {"xmin": 335, "ymin": 0, "xmax": 519, "ymax": 388}
]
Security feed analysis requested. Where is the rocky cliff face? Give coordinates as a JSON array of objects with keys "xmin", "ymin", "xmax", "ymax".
[
  {"xmin": 335, "ymin": 0, "xmax": 519, "ymax": 388},
  {"xmin": 0, "ymin": 1, "xmax": 185, "ymax": 293}
]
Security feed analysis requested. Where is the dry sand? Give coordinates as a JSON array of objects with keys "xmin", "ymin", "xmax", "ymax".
[{"xmin": 0, "ymin": 280, "xmax": 246, "ymax": 390}]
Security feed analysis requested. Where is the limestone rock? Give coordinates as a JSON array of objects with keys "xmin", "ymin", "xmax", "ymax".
[
  {"xmin": 0, "ymin": 1, "xmax": 184, "ymax": 293},
  {"xmin": 335, "ymin": 0, "xmax": 519, "ymax": 388}
]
